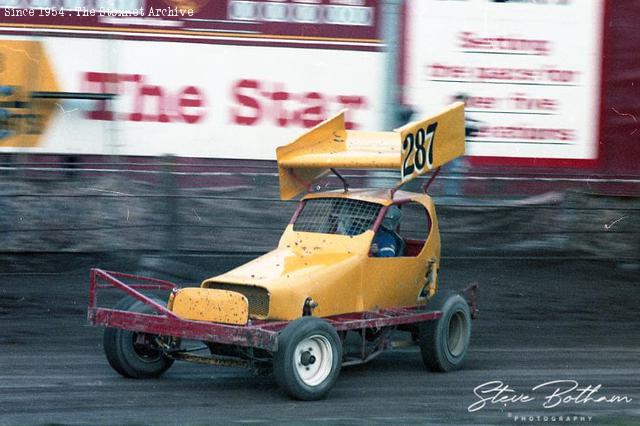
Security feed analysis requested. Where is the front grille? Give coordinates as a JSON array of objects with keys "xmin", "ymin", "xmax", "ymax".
[{"xmin": 208, "ymin": 283, "xmax": 270, "ymax": 318}]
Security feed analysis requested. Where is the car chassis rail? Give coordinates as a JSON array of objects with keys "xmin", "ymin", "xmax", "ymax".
[{"xmin": 88, "ymin": 268, "xmax": 445, "ymax": 353}]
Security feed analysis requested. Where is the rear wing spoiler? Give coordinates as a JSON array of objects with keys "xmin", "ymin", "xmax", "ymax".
[{"xmin": 276, "ymin": 102, "xmax": 465, "ymax": 200}]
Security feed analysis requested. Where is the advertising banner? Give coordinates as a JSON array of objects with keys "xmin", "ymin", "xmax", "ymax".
[
  {"xmin": 0, "ymin": 1, "xmax": 383, "ymax": 159},
  {"xmin": 0, "ymin": 37, "xmax": 383, "ymax": 159},
  {"xmin": 405, "ymin": 0, "xmax": 604, "ymax": 165}
]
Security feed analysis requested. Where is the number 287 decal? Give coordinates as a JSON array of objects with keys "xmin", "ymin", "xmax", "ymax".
[{"xmin": 401, "ymin": 121, "xmax": 437, "ymax": 182}]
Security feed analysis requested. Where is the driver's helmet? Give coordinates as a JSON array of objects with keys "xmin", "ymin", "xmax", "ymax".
[{"xmin": 381, "ymin": 205, "xmax": 401, "ymax": 230}]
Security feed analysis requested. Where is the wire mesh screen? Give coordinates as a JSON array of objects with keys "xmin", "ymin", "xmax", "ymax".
[{"xmin": 293, "ymin": 198, "xmax": 382, "ymax": 236}]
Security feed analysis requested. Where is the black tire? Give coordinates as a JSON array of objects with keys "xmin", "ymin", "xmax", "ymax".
[
  {"xmin": 419, "ymin": 291, "xmax": 471, "ymax": 372},
  {"xmin": 103, "ymin": 296, "xmax": 174, "ymax": 379},
  {"xmin": 273, "ymin": 317, "xmax": 342, "ymax": 401}
]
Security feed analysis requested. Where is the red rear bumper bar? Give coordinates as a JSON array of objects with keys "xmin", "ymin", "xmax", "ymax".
[{"xmin": 88, "ymin": 268, "xmax": 442, "ymax": 352}]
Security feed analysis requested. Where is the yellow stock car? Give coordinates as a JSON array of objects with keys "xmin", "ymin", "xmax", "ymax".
[{"xmin": 88, "ymin": 102, "xmax": 478, "ymax": 401}]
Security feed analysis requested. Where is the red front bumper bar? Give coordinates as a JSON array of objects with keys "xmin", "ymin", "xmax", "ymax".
[
  {"xmin": 88, "ymin": 268, "xmax": 442, "ymax": 352},
  {"xmin": 88, "ymin": 268, "xmax": 282, "ymax": 351}
]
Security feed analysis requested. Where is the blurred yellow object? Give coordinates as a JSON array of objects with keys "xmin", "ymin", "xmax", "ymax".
[{"xmin": 0, "ymin": 40, "xmax": 59, "ymax": 148}]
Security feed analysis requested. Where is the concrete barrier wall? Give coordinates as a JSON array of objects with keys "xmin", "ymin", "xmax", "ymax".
[{"xmin": 1, "ymin": 163, "xmax": 637, "ymax": 261}]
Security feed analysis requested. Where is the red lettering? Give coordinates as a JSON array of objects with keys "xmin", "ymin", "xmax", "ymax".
[
  {"xmin": 131, "ymin": 83, "xmax": 169, "ymax": 123},
  {"xmin": 229, "ymin": 79, "xmax": 367, "ymax": 130},
  {"xmin": 270, "ymin": 85, "xmax": 290, "ymax": 127},
  {"xmin": 115, "ymin": 73, "xmax": 143, "ymax": 121},
  {"xmin": 511, "ymin": 93, "xmax": 558, "ymax": 111},
  {"xmin": 300, "ymin": 92, "xmax": 324, "ymax": 128},
  {"xmin": 83, "ymin": 72, "xmax": 116, "ymax": 120},
  {"xmin": 231, "ymin": 79, "xmax": 261, "ymax": 126},
  {"xmin": 82, "ymin": 72, "xmax": 205, "ymax": 124},
  {"xmin": 458, "ymin": 31, "xmax": 550, "ymax": 55},
  {"xmin": 178, "ymin": 86, "xmax": 205, "ymax": 124},
  {"xmin": 477, "ymin": 125, "xmax": 575, "ymax": 141},
  {"xmin": 429, "ymin": 63, "xmax": 470, "ymax": 79},
  {"xmin": 429, "ymin": 63, "xmax": 578, "ymax": 84},
  {"xmin": 455, "ymin": 94, "xmax": 497, "ymax": 109}
]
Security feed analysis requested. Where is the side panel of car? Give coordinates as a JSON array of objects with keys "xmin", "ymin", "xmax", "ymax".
[{"xmin": 361, "ymin": 196, "xmax": 440, "ymax": 310}]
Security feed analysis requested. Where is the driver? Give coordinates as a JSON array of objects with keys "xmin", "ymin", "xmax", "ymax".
[{"xmin": 372, "ymin": 205, "xmax": 402, "ymax": 257}]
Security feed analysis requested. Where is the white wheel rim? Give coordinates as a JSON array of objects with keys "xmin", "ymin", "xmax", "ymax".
[
  {"xmin": 293, "ymin": 334, "xmax": 333, "ymax": 387},
  {"xmin": 447, "ymin": 311, "xmax": 467, "ymax": 357}
]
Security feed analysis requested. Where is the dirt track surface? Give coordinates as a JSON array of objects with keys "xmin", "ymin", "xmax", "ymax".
[{"xmin": 1, "ymin": 257, "xmax": 639, "ymax": 425}]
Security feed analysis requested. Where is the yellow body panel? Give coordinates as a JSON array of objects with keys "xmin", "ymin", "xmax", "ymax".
[
  {"xmin": 170, "ymin": 288, "xmax": 249, "ymax": 325},
  {"xmin": 201, "ymin": 191, "xmax": 440, "ymax": 321}
]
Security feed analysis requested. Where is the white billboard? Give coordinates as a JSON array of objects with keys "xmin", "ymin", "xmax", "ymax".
[
  {"xmin": 0, "ymin": 37, "xmax": 383, "ymax": 159},
  {"xmin": 405, "ymin": 0, "xmax": 604, "ymax": 163}
]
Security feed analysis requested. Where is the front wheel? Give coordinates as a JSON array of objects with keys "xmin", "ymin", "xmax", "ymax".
[
  {"xmin": 273, "ymin": 317, "xmax": 342, "ymax": 400},
  {"xmin": 419, "ymin": 291, "xmax": 471, "ymax": 372},
  {"xmin": 103, "ymin": 296, "xmax": 174, "ymax": 379}
]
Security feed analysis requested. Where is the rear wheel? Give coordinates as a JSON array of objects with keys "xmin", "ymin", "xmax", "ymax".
[
  {"xmin": 103, "ymin": 296, "xmax": 174, "ymax": 378},
  {"xmin": 273, "ymin": 317, "xmax": 342, "ymax": 400},
  {"xmin": 419, "ymin": 291, "xmax": 471, "ymax": 372}
]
